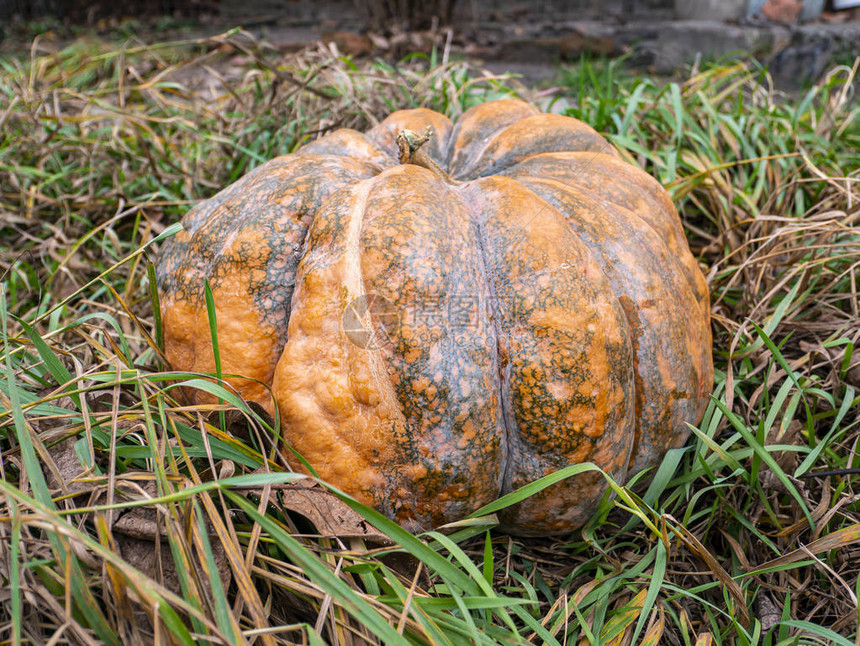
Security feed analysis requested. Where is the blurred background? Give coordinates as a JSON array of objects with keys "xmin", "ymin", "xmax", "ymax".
[
  {"xmin": 3, "ymin": 0, "xmax": 860, "ymax": 25},
  {"xmin": 2, "ymin": 0, "xmax": 858, "ymax": 88}
]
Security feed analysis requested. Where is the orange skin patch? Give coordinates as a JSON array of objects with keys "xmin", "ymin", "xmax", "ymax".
[
  {"xmin": 161, "ymin": 280, "xmax": 281, "ymax": 413},
  {"xmin": 298, "ymin": 128, "xmax": 394, "ymax": 170},
  {"xmin": 157, "ymin": 99, "xmax": 714, "ymax": 535}
]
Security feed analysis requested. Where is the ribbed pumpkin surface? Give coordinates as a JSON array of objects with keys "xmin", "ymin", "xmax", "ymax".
[{"xmin": 156, "ymin": 99, "xmax": 712, "ymax": 535}]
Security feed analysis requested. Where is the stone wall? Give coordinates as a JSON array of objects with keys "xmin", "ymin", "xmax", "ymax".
[
  {"xmin": 0, "ymin": 0, "xmax": 843, "ymax": 27},
  {"xmin": 0, "ymin": 0, "xmax": 678, "ymax": 23},
  {"xmin": 455, "ymin": 0, "xmax": 673, "ymax": 17}
]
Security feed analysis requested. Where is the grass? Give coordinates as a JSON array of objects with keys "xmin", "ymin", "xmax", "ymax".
[{"xmin": 1, "ymin": 28, "xmax": 859, "ymax": 645}]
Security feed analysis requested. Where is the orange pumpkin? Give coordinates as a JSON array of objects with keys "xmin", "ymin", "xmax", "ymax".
[{"xmin": 156, "ymin": 99, "xmax": 712, "ymax": 535}]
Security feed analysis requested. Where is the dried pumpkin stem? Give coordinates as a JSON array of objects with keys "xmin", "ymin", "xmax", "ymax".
[{"xmin": 396, "ymin": 126, "xmax": 461, "ymax": 186}]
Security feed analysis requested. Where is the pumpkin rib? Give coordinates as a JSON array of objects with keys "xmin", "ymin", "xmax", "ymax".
[
  {"xmin": 273, "ymin": 177, "xmax": 411, "ymax": 502},
  {"xmin": 460, "ymin": 175, "xmax": 636, "ymax": 534},
  {"xmin": 444, "ymin": 99, "xmax": 541, "ymax": 177},
  {"xmin": 592, "ymin": 196, "xmax": 712, "ymax": 471},
  {"xmin": 357, "ymin": 166, "xmax": 504, "ymax": 528},
  {"xmin": 512, "ymin": 175, "xmax": 712, "ymax": 473},
  {"xmin": 451, "ymin": 113, "xmax": 620, "ymax": 181},
  {"xmin": 157, "ymin": 154, "xmax": 379, "ymax": 413},
  {"xmin": 457, "ymin": 179, "xmax": 516, "ymax": 501},
  {"xmin": 158, "ymin": 156, "xmax": 320, "ymax": 411}
]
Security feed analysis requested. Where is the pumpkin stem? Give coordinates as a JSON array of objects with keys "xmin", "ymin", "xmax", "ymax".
[{"xmin": 396, "ymin": 127, "xmax": 460, "ymax": 186}]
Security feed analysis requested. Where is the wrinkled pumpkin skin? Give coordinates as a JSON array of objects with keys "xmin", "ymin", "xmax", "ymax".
[{"xmin": 157, "ymin": 99, "xmax": 712, "ymax": 535}]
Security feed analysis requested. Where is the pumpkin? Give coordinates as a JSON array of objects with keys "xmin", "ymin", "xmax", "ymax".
[{"xmin": 156, "ymin": 99, "xmax": 713, "ymax": 535}]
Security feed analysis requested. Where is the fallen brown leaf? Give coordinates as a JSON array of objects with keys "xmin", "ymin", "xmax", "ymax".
[{"xmin": 263, "ymin": 477, "xmax": 390, "ymax": 542}]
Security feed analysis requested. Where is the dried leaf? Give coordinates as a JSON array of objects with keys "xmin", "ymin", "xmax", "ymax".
[
  {"xmin": 105, "ymin": 479, "xmax": 233, "ymax": 597},
  {"xmin": 756, "ymin": 593, "xmax": 781, "ymax": 632},
  {"xmin": 600, "ymin": 588, "xmax": 647, "ymax": 645},
  {"xmin": 117, "ymin": 532, "xmax": 230, "ymax": 599},
  {"xmin": 753, "ymin": 523, "xmax": 860, "ymax": 572},
  {"xmin": 44, "ymin": 437, "xmax": 91, "ymax": 497},
  {"xmin": 640, "ymin": 603, "xmax": 665, "ymax": 646},
  {"xmin": 695, "ymin": 633, "xmax": 715, "ymax": 646},
  {"xmin": 112, "ymin": 502, "xmax": 161, "ymax": 541},
  {"xmin": 270, "ymin": 479, "xmax": 390, "ymax": 542}
]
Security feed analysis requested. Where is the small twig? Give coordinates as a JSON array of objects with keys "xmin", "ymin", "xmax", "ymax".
[{"xmin": 797, "ymin": 468, "xmax": 860, "ymax": 479}]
